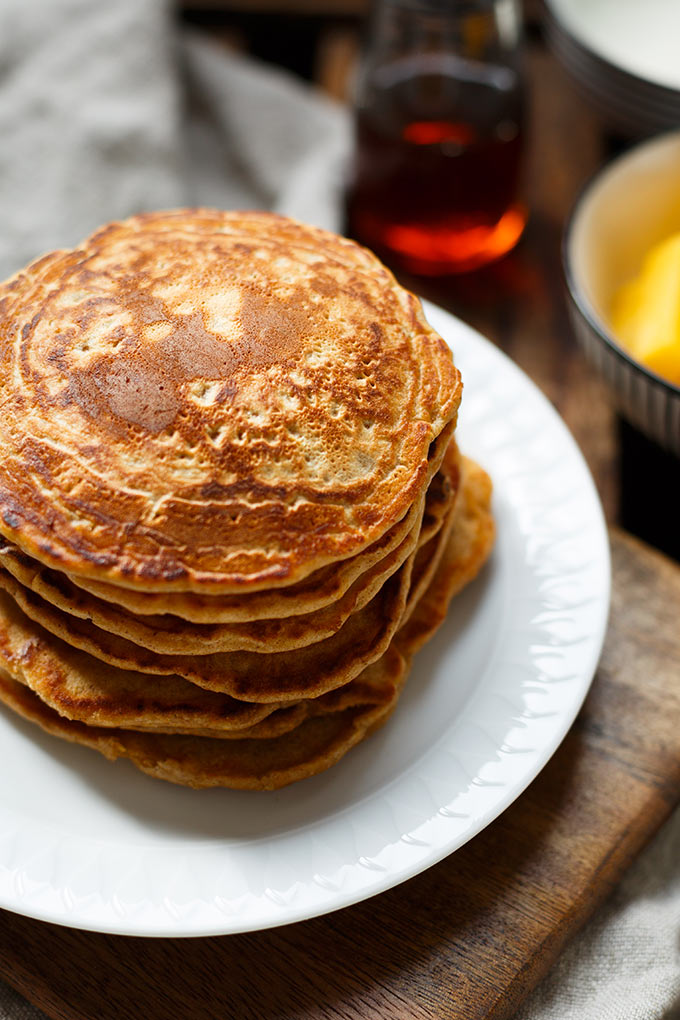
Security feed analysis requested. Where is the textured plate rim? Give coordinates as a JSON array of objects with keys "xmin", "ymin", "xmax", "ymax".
[{"xmin": 0, "ymin": 304, "xmax": 611, "ymax": 937}]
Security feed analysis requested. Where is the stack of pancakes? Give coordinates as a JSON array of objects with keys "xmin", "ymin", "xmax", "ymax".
[{"xmin": 0, "ymin": 210, "xmax": 493, "ymax": 790}]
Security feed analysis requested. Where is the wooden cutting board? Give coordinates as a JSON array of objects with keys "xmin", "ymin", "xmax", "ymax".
[{"xmin": 0, "ymin": 527, "xmax": 678, "ymax": 1020}]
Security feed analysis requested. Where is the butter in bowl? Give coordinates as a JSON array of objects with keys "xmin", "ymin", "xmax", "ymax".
[{"xmin": 563, "ymin": 130, "xmax": 680, "ymax": 456}]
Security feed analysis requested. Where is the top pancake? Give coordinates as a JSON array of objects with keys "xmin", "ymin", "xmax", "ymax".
[{"xmin": 0, "ymin": 210, "xmax": 461, "ymax": 593}]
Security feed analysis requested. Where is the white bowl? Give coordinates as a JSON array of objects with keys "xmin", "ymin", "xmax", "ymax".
[
  {"xmin": 564, "ymin": 130, "xmax": 680, "ymax": 455},
  {"xmin": 545, "ymin": 0, "xmax": 680, "ymax": 137}
]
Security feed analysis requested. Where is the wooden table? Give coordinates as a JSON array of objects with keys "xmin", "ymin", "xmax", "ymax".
[{"xmin": 1, "ymin": 19, "xmax": 679, "ymax": 1020}]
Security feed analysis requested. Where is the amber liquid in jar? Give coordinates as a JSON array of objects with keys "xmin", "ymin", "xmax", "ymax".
[{"xmin": 346, "ymin": 54, "xmax": 526, "ymax": 275}]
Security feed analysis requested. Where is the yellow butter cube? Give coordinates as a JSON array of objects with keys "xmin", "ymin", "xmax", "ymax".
[{"xmin": 611, "ymin": 232, "xmax": 680, "ymax": 386}]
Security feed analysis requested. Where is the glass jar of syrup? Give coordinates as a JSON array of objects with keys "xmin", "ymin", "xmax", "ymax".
[{"xmin": 345, "ymin": 0, "xmax": 526, "ymax": 276}]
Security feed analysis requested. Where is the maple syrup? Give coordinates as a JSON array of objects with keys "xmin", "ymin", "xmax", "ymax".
[{"xmin": 345, "ymin": 53, "xmax": 526, "ymax": 275}]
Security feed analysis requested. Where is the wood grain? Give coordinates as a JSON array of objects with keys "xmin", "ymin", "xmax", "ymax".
[{"xmin": 0, "ymin": 528, "xmax": 678, "ymax": 1020}]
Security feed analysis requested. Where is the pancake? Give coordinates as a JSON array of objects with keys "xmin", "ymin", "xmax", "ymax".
[
  {"xmin": 0, "ymin": 445, "xmax": 458, "ymax": 656},
  {"xmin": 0, "ymin": 210, "xmax": 461, "ymax": 594},
  {"xmin": 0, "ymin": 668, "xmax": 404, "ymax": 791},
  {"xmin": 398, "ymin": 457, "xmax": 495, "ymax": 655},
  {"xmin": 0, "ymin": 457, "xmax": 479, "ymax": 746},
  {"xmin": 0, "ymin": 522, "xmax": 418, "ymax": 655},
  {"xmin": 0, "ymin": 548, "xmax": 417, "ymax": 703},
  {"xmin": 0, "ymin": 461, "xmax": 494, "ymax": 789},
  {"xmin": 0, "ymin": 585, "xmax": 402, "ymax": 740},
  {"xmin": 67, "ymin": 425, "xmax": 457, "ymax": 624}
]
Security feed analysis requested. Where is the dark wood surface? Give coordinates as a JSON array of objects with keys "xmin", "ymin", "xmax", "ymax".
[
  {"xmin": 0, "ymin": 528, "xmax": 679, "ymax": 1020},
  {"xmin": 2, "ymin": 22, "xmax": 679, "ymax": 1020}
]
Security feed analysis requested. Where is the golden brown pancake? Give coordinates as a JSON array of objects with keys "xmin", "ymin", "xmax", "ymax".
[
  {"xmin": 0, "ymin": 550, "xmax": 416, "ymax": 703},
  {"xmin": 0, "ymin": 505, "xmax": 422, "ymax": 656},
  {"xmin": 0, "ymin": 445, "xmax": 459, "ymax": 656},
  {"xmin": 0, "ymin": 587, "xmax": 402, "ymax": 740},
  {"xmin": 398, "ymin": 458, "xmax": 495, "ymax": 654},
  {"xmin": 0, "ymin": 460, "xmax": 493, "ymax": 789},
  {"xmin": 0, "ymin": 465, "xmax": 460, "ymax": 740},
  {"xmin": 0, "ymin": 210, "xmax": 461, "ymax": 594},
  {"xmin": 66, "ymin": 427, "xmax": 457, "ymax": 624},
  {"xmin": 0, "ymin": 205, "xmax": 494, "ymax": 793}
]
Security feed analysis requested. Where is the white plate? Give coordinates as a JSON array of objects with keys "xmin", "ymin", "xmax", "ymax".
[
  {"xmin": 545, "ymin": 0, "xmax": 680, "ymax": 91},
  {"xmin": 0, "ymin": 304, "xmax": 610, "ymax": 937}
]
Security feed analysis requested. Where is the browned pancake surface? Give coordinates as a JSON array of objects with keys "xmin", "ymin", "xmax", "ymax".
[
  {"xmin": 0, "ymin": 211, "xmax": 460, "ymax": 593},
  {"xmin": 0, "ymin": 551, "xmax": 416, "ymax": 702},
  {"xmin": 0, "ymin": 445, "xmax": 458, "ymax": 655},
  {"xmin": 0, "ymin": 459, "xmax": 494, "ymax": 789},
  {"xmin": 0, "ymin": 510, "xmax": 421, "ymax": 656},
  {"xmin": 0, "ymin": 587, "xmax": 402, "ymax": 740},
  {"xmin": 67, "ymin": 426, "xmax": 456, "ymax": 624}
]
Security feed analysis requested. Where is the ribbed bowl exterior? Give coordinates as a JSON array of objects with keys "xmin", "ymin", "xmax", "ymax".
[{"xmin": 568, "ymin": 298, "xmax": 680, "ymax": 456}]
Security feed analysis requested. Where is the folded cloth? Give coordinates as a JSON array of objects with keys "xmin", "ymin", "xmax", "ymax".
[
  {"xmin": 0, "ymin": 0, "xmax": 350, "ymax": 283},
  {"xmin": 0, "ymin": 0, "xmax": 678, "ymax": 1018},
  {"xmin": 518, "ymin": 809, "xmax": 680, "ymax": 1020}
]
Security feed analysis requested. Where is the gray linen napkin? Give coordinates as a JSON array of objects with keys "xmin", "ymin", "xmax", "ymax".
[
  {"xmin": 0, "ymin": 0, "xmax": 349, "ymax": 283},
  {"xmin": 0, "ymin": 1, "xmax": 678, "ymax": 1018},
  {"xmin": 522, "ymin": 812, "xmax": 680, "ymax": 1020}
]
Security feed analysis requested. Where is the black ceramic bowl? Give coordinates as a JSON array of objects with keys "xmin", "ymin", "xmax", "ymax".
[{"xmin": 563, "ymin": 131, "xmax": 680, "ymax": 456}]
